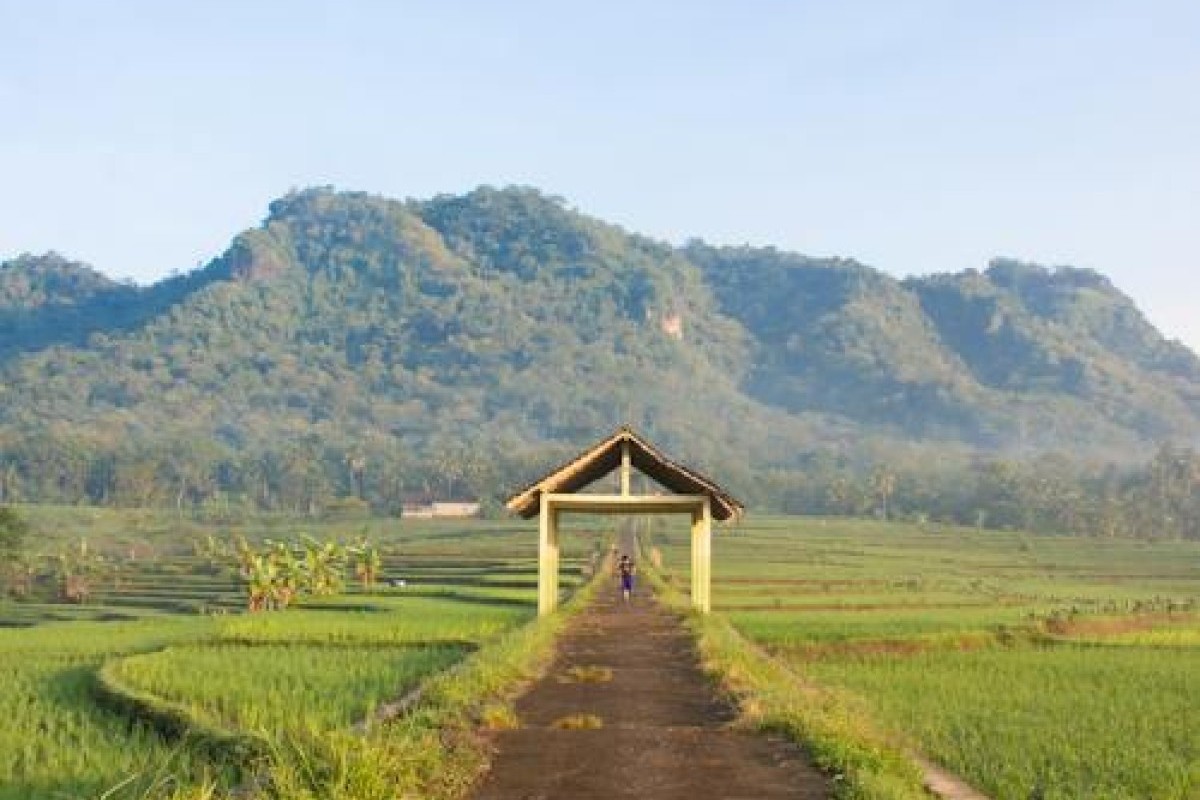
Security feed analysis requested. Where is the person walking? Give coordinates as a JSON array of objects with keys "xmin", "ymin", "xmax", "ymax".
[{"xmin": 617, "ymin": 553, "xmax": 636, "ymax": 602}]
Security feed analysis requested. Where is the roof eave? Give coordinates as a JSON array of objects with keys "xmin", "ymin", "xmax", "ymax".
[{"xmin": 503, "ymin": 427, "xmax": 743, "ymax": 522}]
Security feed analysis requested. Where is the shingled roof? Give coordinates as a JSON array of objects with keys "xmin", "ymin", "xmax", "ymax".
[{"xmin": 505, "ymin": 426, "xmax": 744, "ymax": 522}]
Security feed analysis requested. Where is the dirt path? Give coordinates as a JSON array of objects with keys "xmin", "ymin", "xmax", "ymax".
[{"xmin": 469, "ymin": 565, "xmax": 830, "ymax": 799}]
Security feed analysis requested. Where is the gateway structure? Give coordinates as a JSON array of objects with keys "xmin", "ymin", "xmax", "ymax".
[{"xmin": 506, "ymin": 427, "xmax": 744, "ymax": 615}]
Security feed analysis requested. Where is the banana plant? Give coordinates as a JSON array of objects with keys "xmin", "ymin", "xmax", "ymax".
[
  {"xmin": 301, "ymin": 537, "xmax": 345, "ymax": 597},
  {"xmin": 4, "ymin": 552, "xmax": 37, "ymax": 598},
  {"xmin": 351, "ymin": 537, "xmax": 382, "ymax": 591},
  {"xmin": 193, "ymin": 533, "xmax": 229, "ymax": 572},
  {"xmin": 237, "ymin": 535, "xmax": 348, "ymax": 611},
  {"xmin": 246, "ymin": 553, "xmax": 276, "ymax": 612},
  {"xmin": 233, "ymin": 535, "xmax": 256, "ymax": 580},
  {"xmin": 53, "ymin": 538, "xmax": 104, "ymax": 604},
  {"xmin": 268, "ymin": 540, "xmax": 301, "ymax": 609}
]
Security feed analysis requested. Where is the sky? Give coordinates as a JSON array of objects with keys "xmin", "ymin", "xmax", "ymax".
[{"xmin": 2, "ymin": 1, "xmax": 1199, "ymax": 349}]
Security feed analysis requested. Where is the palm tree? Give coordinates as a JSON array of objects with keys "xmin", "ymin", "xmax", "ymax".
[
  {"xmin": 870, "ymin": 466, "xmax": 897, "ymax": 520},
  {"xmin": 345, "ymin": 453, "xmax": 368, "ymax": 500}
]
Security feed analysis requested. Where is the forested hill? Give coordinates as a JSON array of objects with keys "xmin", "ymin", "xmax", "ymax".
[{"xmin": 1, "ymin": 186, "xmax": 1198, "ymax": 511}]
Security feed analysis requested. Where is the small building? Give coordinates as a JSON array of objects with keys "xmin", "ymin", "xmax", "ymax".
[
  {"xmin": 400, "ymin": 502, "xmax": 435, "ymax": 519},
  {"xmin": 431, "ymin": 500, "xmax": 481, "ymax": 518},
  {"xmin": 401, "ymin": 499, "xmax": 480, "ymax": 519}
]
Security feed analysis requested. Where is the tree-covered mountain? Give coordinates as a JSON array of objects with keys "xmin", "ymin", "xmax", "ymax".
[
  {"xmin": 0, "ymin": 251, "xmax": 222, "ymax": 360},
  {"xmin": 689, "ymin": 244, "xmax": 1200, "ymax": 449},
  {"xmin": 0, "ymin": 186, "xmax": 1197, "ymax": 512}
]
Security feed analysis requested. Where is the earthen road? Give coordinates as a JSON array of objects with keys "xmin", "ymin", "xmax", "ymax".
[{"xmin": 469, "ymin": 562, "xmax": 830, "ymax": 800}]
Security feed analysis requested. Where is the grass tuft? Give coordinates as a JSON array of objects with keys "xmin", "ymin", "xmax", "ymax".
[
  {"xmin": 551, "ymin": 713, "xmax": 603, "ymax": 730},
  {"xmin": 477, "ymin": 703, "xmax": 520, "ymax": 731},
  {"xmin": 557, "ymin": 665, "xmax": 613, "ymax": 684}
]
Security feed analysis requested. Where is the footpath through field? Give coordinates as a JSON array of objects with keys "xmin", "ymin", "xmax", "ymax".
[{"xmin": 469, "ymin": 556, "xmax": 830, "ymax": 799}]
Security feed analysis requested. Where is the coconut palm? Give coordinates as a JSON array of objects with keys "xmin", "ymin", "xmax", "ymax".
[{"xmin": 870, "ymin": 465, "xmax": 897, "ymax": 520}]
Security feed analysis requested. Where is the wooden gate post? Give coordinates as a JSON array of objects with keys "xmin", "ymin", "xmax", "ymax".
[
  {"xmin": 538, "ymin": 499, "xmax": 560, "ymax": 616},
  {"xmin": 691, "ymin": 497, "xmax": 712, "ymax": 613}
]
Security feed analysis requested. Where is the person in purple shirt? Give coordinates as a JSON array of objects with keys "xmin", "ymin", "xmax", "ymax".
[{"xmin": 618, "ymin": 554, "xmax": 635, "ymax": 602}]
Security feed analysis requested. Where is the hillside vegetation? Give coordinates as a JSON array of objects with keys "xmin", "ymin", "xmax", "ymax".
[{"xmin": 1, "ymin": 187, "xmax": 1198, "ymax": 522}]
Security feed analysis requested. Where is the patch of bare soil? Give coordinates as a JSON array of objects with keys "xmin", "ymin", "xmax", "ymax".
[
  {"xmin": 717, "ymin": 578, "xmax": 890, "ymax": 588},
  {"xmin": 775, "ymin": 631, "xmax": 1006, "ymax": 662},
  {"xmin": 914, "ymin": 756, "xmax": 992, "ymax": 800},
  {"xmin": 468, "ymin": 583, "xmax": 830, "ymax": 799},
  {"xmin": 726, "ymin": 601, "xmax": 1003, "ymax": 613},
  {"xmin": 1044, "ymin": 611, "xmax": 1196, "ymax": 637}
]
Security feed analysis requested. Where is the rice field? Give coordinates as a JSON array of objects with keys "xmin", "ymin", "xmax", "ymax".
[
  {"xmin": 111, "ymin": 642, "xmax": 466, "ymax": 733},
  {"xmin": 214, "ymin": 596, "xmax": 529, "ymax": 646},
  {"xmin": 0, "ymin": 618, "xmax": 218, "ymax": 800},
  {"xmin": 806, "ymin": 645, "xmax": 1200, "ymax": 800},
  {"xmin": 647, "ymin": 515, "xmax": 1200, "ymax": 800},
  {"xmin": 11, "ymin": 505, "xmax": 1200, "ymax": 799},
  {"xmin": 0, "ymin": 507, "xmax": 603, "ymax": 799}
]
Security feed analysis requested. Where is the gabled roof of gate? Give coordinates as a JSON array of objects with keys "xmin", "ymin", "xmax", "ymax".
[{"xmin": 505, "ymin": 426, "xmax": 744, "ymax": 522}]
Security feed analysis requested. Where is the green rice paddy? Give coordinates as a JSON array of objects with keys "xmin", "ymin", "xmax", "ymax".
[
  {"xmin": 111, "ymin": 642, "xmax": 466, "ymax": 733},
  {"xmin": 806, "ymin": 645, "xmax": 1200, "ymax": 800},
  {"xmin": 0, "ymin": 507, "xmax": 600, "ymax": 799},
  {"xmin": 647, "ymin": 515, "xmax": 1200, "ymax": 800},
  {"xmin": 7, "ymin": 506, "xmax": 1198, "ymax": 799}
]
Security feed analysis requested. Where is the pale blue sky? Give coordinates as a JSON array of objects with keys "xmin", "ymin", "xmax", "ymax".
[{"xmin": 3, "ymin": 1, "xmax": 1198, "ymax": 349}]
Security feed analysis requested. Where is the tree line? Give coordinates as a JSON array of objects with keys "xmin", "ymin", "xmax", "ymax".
[
  {"xmin": 759, "ymin": 442, "xmax": 1200, "ymax": 540},
  {"xmin": 0, "ymin": 429, "xmax": 555, "ymax": 516},
  {"xmin": 1, "ymin": 436, "xmax": 1197, "ymax": 541}
]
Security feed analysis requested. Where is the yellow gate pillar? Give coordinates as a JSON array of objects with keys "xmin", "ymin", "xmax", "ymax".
[
  {"xmin": 538, "ymin": 499, "xmax": 560, "ymax": 615},
  {"xmin": 691, "ymin": 497, "xmax": 712, "ymax": 613}
]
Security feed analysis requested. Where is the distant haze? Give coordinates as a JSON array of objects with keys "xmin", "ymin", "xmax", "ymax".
[{"xmin": 2, "ymin": 1, "xmax": 1198, "ymax": 350}]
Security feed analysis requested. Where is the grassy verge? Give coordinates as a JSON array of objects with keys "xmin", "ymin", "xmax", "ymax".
[{"xmin": 641, "ymin": 551, "xmax": 927, "ymax": 800}]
